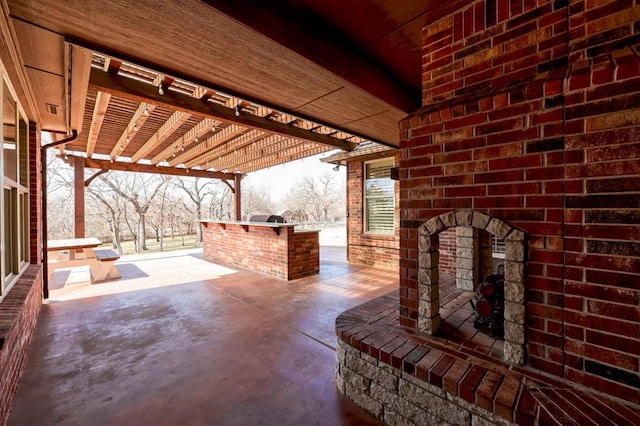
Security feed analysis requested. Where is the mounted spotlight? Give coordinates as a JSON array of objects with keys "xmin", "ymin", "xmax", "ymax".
[
  {"xmin": 158, "ymin": 84, "xmax": 165, "ymax": 96},
  {"xmin": 332, "ymin": 164, "xmax": 341, "ymax": 172}
]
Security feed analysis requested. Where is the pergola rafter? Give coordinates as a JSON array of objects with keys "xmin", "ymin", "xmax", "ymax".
[
  {"xmin": 130, "ymin": 111, "xmax": 191, "ymax": 163},
  {"xmin": 85, "ymin": 91, "xmax": 110, "ymax": 157},
  {"xmin": 109, "ymin": 102, "xmax": 155, "ymax": 160}
]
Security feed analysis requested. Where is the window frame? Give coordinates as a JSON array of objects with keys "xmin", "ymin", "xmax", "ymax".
[
  {"xmin": 1, "ymin": 70, "xmax": 30, "ymax": 301},
  {"xmin": 363, "ymin": 157, "xmax": 395, "ymax": 236}
]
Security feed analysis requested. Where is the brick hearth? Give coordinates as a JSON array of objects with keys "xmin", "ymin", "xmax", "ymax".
[{"xmin": 336, "ymin": 293, "xmax": 640, "ymax": 425}]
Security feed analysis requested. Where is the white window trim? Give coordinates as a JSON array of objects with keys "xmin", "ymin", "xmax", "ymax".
[
  {"xmin": 363, "ymin": 157, "xmax": 395, "ymax": 236},
  {"xmin": 0, "ymin": 65, "xmax": 30, "ymax": 302}
]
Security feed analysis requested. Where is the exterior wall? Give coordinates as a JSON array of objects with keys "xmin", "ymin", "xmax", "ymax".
[
  {"xmin": 0, "ymin": 13, "xmax": 44, "ymax": 421},
  {"xmin": 399, "ymin": 0, "xmax": 640, "ymax": 403},
  {"xmin": 201, "ymin": 222, "xmax": 319, "ymax": 280},
  {"xmin": 346, "ymin": 160, "xmax": 400, "ymax": 270},
  {"xmin": 0, "ymin": 265, "xmax": 42, "ymax": 425}
]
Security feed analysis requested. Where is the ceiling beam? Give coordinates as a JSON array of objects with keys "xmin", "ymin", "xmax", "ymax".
[
  {"xmin": 200, "ymin": 0, "xmax": 418, "ymax": 112},
  {"xmin": 130, "ymin": 111, "xmax": 191, "ymax": 163},
  {"xmin": 109, "ymin": 102, "xmax": 155, "ymax": 160},
  {"xmin": 86, "ymin": 91, "xmax": 111, "ymax": 157},
  {"xmin": 89, "ymin": 68, "xmax": 358, "ymax": 151},
  {"xmin": 81, "ymin": 156, "xmax": 237, "ymax": 181}
]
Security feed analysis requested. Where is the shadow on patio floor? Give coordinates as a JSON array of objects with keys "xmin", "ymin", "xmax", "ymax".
[{"xmin": 10, "ymin": 247, "xmax": 397, "ymax": 425}]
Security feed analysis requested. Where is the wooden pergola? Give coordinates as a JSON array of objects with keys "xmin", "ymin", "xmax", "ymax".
[{"xmin": 45, "ymin": 49, "xmax": 379, "ymax": 224}]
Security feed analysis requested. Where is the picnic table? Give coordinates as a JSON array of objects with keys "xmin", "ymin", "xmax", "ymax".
[{"xmin": 47, "ymin": 238, "xmax": 121, "ymax": 282}]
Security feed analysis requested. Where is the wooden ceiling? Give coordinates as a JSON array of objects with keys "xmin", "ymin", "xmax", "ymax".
[{"xmin": 6, "ymin": 0, "xmax": 467, "ymax": 176}]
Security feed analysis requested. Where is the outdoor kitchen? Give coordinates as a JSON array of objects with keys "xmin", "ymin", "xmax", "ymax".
[{"xmin": 200, "ymin": 216, "xmax": 320, "ymax": 281}]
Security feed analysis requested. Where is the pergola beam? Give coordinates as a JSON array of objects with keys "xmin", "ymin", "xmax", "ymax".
[
  {"xmin": 89, "ymin": 68, "xmax": 358, "ymax": 152},
  {"xmin": 109, "ymin": 102, "xmax": 156, "ymax": 160},
  {"xmin": 80, "ymin": 156, "xmax": 237, "ymax": 181},
  {"xmin": 86, "ymin": 91, "xmax": 111, "ymax": 157},
  {"xmin": 130, "ymin": 110, "xmax": 191, "ymax": 163}
]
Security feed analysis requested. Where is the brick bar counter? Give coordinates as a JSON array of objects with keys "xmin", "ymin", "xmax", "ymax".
[{"xmin": 200, "ymin": 220, "xmax": 319, "ymax": 280}]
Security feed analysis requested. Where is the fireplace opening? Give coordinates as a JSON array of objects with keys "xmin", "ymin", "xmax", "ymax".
[
  {"xmin": 418, "ymin": 210, "xmax": 526, "ymax": 365},
  {"xmin": 435, "ymin": 227, "xmax": 507, "ymax": 358}
]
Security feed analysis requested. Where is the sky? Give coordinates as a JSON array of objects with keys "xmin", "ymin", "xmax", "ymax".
[{"xmin": 242, "ymin": 151, "xmax": 344, "ymax": 202}]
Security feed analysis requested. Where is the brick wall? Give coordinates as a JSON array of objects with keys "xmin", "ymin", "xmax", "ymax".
[
  {"xmin": 438, "ymin": 228, "xmax": 457, "ymax": 275},
  {"xmin": 287, "ymin": 230, "xmax": 320, "ymax": 280},
  {"xmin": 400, "ymin": 0, "xmax": 639, "ymax": 403},
  {"xmin": 202, "ymin": 222, "xmax": 319, "ymax": 280},
  {"xmin": 0, "ymin": 265, "xmax": 43, "ymax": 426},
  {"xmin": 346, "ymin": 160, "xmax": 400, "ymax": 270},
  {"xmin": 28, "ymin": 121, "xmax": 41, "ymax": 264}
]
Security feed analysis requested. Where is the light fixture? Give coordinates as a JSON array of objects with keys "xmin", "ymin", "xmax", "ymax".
[
  {"xmin": 211, "ymin": 124, "xmax": 216, "ymax": 132},
  {"xmin": 158, "ymin": 84, "xmax": 164, "ymax": 96},
  {"xmin": 133, "ymin": 124, "xmax": 138, "ymax": 132},
  {"xmin": 194, "ymin": 136, "xmax": 199, "ymax": 143},
  {"xmin": 234, "ymin": 105, "xmax": 240, "ymax": 116},
  {"xmin": 143, "ymin": 107, "xmax": 149, "ymax": 115},
  {"xmin": 332, "ymin": 164, "xmax": 341, "ymax": 172},
  {"xmin": 126, "ymin": 136, "xmax": 130, "ymax": 143}
]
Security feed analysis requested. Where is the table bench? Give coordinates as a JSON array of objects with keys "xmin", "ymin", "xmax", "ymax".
[
  {"xmin": 47, "ymin": 238, "xmax": 121, "ymax": 283},
  {"xmin": 90, "ymin": 249, "xmax": 121, "ymax": 282}
]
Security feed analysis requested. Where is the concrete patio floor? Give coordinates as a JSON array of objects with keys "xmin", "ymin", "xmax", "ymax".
[{"xmin": 8, "ymin": 247, "xmax": 397, "ymax": 425}]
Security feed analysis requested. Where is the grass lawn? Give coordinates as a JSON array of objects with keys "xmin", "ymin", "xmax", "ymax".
[{"xmin": 101, "ymin": 235, "xmax": 202, "ymax": 256}]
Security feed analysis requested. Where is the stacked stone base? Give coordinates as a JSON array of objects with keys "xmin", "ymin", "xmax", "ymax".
[{"xmin": 336, "ymin": 340, "xmax": 510, "ymax": 426}]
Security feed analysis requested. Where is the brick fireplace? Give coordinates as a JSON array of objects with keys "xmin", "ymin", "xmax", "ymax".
[
  {"xmin": 417, "ymin": 210, "xmax": 526, "ymax": 365},
  {"xmin": 336, "ymin": 0, "xmax": 640, "ymax": 423}
]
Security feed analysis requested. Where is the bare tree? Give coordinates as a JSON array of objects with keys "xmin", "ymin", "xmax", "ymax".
[
  {"xmin": 208, "ymin": 181, "xmax": 234, "ymax": 220},
  {"xmin": 282, "ymin": 172, "xmax": 343, "ymax": 226},
  {"xmin": 241, "ymin": 184, "xmax": 276, "ymax": 220},
  {"xmin": 97, "ymin": 172, "xmax": 171, "ymax": 253},
  {"xmin": 173, "ymin": 177, "xmax": 216, "ymax": 242},
  {"xmin": 86, "ymin": 184, "xmax": 126, "ymax": 255}
]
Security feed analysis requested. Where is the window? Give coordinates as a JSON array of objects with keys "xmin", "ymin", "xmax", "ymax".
[
  {"xmin": 492, "ymin": 234, "xmax": 506, "ymax": 259},
  {"xmin": 1, "ymin": 76, "xmax": 29, "ymax": 300},
  {"xmin": 364, "ymin": 158, "xmax": 395, "ymax": 235}
]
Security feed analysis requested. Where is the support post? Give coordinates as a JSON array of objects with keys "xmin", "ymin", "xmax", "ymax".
[
  {"xmin": 74, "ymin": 155, "xmax": 85, "ymax": 238},
  {"xmin": 234, "ymin": 174, "xmax": 242, "ymax": 221}
]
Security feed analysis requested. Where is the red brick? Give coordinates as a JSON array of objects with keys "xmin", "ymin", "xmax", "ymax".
[
  {"xmin": 442, "ymin": 358, "xmax": 471, "ymax": 396},
  {"xmin": 460, "ymin": 365, "xmax": 487, "ymax": 403},
  {"xmin": 476, "ymin": 370, "xmax": 503, "ymax": 411}
]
